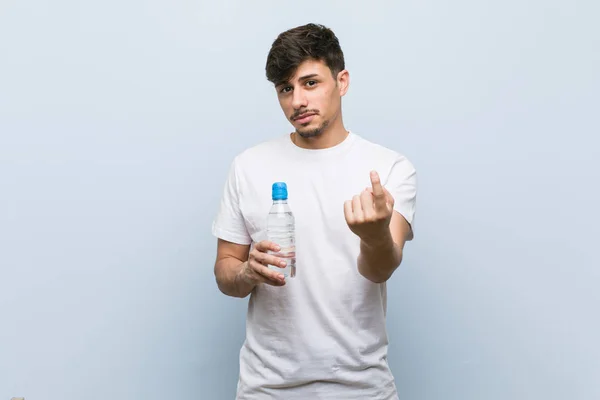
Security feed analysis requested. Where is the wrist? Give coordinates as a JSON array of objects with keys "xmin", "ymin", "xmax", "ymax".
[
  {"xmin": 360, "ymin": 230, "xmax": 395, "ymax": 251},
  {"xmin": 236, "ymin": 262, "xmax": 252, "ymax": 285}
]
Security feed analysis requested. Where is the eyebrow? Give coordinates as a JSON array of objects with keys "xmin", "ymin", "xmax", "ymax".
[
  {"xmin": 298, "ymin": 73, "xmax": 319, "ymax": 81},
  {"xmin": 276, "ymin": 73, "xmax": 320, "ymax": 87}
]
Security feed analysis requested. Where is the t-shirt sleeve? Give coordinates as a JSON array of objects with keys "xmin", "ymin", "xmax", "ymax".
[
  {"xmin": 211, "ymin": 157, "xmax": 252, "ymax": 245},
  {"xmin": 385, "ymin": 155, "xmax": 418, "ymax": 240}
]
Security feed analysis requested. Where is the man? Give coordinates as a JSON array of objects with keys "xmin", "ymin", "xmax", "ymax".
[{"xmin": 212, "ymin": 23, "xmax": 417, "ymax": 400}]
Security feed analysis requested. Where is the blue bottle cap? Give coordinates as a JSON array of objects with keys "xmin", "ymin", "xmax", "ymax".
[{"xmin": 272, "ymin": 182, "xmax": 288, "ymax": 200}]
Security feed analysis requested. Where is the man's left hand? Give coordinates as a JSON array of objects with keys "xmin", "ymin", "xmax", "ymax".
[{"xmin": 344, "ymin": 171, "xmax": 395, "ymax": 245}]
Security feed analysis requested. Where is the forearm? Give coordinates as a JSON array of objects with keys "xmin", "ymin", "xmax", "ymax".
[
  {"xmin": 215, "ymin": 257, "xmax": 255, "ymax": 298},
  {"xmin": 357, "ymin": 232, "xmax": 403, "ymax": 283}
]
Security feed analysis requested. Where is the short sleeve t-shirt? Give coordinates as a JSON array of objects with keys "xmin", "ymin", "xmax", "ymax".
[{"xmin": 212, "ymin": 131, "xmax": 417, "ymax": 400}]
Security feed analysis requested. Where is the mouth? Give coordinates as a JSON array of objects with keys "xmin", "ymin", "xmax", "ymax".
[{"xmin": 293, "ymin": 113, "xmax": 317, "ymax": 124}]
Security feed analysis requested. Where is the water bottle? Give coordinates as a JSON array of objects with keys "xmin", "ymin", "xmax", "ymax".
[{"xmin": 267, "ymin": 182, "xmax": 296, "ymax": 278}]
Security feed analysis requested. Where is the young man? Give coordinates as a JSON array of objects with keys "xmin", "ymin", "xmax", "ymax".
[{"xmin": 212, "ymin": 23, "xmax": 417, "ymax": 400}]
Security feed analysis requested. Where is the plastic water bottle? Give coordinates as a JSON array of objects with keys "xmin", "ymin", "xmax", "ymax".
[{"xmin": 267, "ymin": 182, "xmax": 296, "ymax": 278}]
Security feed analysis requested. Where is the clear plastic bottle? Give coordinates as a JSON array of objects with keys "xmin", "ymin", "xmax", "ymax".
[{"xmin": 267, "ymin": 182, "xmax": 296, "ymax": 278}]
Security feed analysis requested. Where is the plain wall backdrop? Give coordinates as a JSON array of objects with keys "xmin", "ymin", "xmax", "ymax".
[{"xmin": 1, "ymin": 0, "xmax": 599, "ymax": 399}]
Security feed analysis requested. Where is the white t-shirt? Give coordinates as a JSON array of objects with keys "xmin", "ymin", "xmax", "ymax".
[{"xmin": 212, "ymin": 131, "xmax": 417, "ymax": 400}]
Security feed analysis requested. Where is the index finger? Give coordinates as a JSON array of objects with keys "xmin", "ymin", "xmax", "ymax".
[
  {"xmin": 255, "ymin": 240, "xmax": 280, "ymax": 253},
  {"xmin": 370, "ymin": 171, "xmax": 386, "ymax": 206}
]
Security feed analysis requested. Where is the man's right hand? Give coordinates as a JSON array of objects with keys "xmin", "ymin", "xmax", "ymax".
[{"xmin": 238, "ymin": 240, "xmax": 287, "ymax": 287}]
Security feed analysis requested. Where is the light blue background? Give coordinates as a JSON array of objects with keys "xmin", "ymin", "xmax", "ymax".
[{"xmin": 1, "ymin": 1, "xmax": 598, "ymax": 399}]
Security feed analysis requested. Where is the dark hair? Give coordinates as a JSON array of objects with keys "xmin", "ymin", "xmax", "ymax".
[{"xmin": 265, "ymin": 23, "xmax": 345, "ymax": 85}]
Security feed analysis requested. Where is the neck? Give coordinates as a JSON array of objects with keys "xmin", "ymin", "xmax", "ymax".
[{"xmin": 291, "ymin": 115, "xmax": 348, "ymax": 150}]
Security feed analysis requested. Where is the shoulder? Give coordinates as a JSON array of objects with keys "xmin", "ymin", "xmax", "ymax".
[
  {"xmin": 232, "ymin": 134, "xmax": 289, "ymax": 167},
  {"xmin": 352, "ymin": 133, "xmax": 416, "ymax": 172}
]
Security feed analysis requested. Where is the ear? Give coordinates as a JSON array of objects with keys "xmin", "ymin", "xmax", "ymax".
[{"xmin": 337, "ymin": 69, "xmax": 350, "ymax": 96}]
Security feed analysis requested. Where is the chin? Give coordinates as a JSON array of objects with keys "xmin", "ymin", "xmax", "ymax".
[
  {"xmin": 296, "ymin": 128, "xmax": 323, "ymax": 139},
  {"xmin": 295, "ymin": 120, "xmax": 329, "ymax": 139}
]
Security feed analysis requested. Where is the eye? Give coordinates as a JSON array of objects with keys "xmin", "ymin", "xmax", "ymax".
[
  {"xmin": 279, "ymin": 86, "xmax": 292, "ymax": 94},
  {"xmin": 306, "ymin": 80, "xmax": 317, "ymax": 87}
]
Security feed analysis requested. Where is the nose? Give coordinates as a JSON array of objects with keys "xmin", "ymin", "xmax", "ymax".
[{"xmin": 291, "ymin": 88, "xmax": 308, "ymax": 110}]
